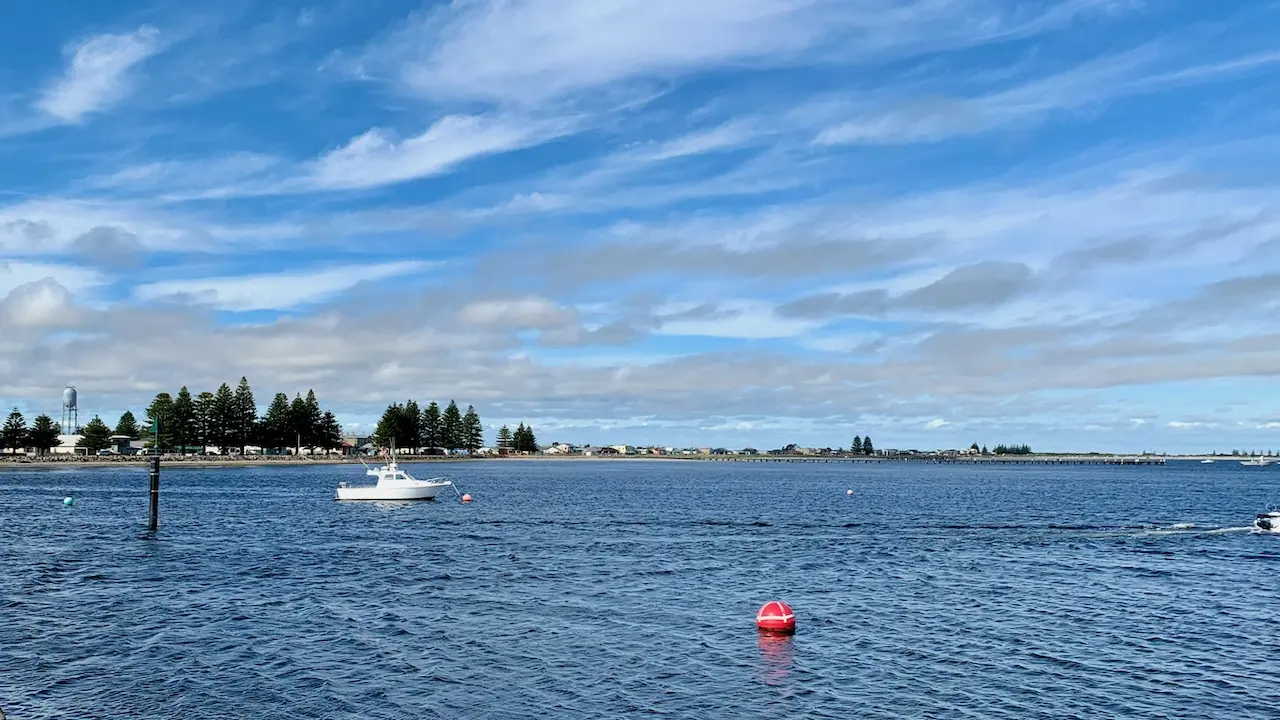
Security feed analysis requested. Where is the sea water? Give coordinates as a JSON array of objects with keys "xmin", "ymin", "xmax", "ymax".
[{"xmin": 1, "ymin": 460, "xmax": 1276, "ymax": 718}]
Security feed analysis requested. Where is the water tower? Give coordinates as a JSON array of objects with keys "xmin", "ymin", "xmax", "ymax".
[{"xmin": 62, "ymin": 385, "xmax": 78, "ymax": 435}]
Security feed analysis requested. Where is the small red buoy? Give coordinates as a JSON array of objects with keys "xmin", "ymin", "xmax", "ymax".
[
  {"xmin": 461, "ymin": 493, "xmax": 472, "ymax": 503},
  {"xmin": 756, "ymin": 601, "xmax": 796, "ymax": 635}
]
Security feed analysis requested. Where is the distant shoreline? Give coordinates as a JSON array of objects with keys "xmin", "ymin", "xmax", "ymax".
[{"xmin": 0, "ymin": 453, "xmax": 1245, "ymax": 471}]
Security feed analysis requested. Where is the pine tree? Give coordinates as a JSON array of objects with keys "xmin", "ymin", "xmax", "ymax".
[
  {"xmin": 319, "ymin": 410, "xmax": 343, "ymax": 454},
  {"xmin": 114, "ymin": 411, "xmax": 140, "ymax": 438},
  {"xmin": 402, "ymin": 400, "xmax": 421, "ymax": 452},
  {"xmin": 29, "ymin": 414, "xmax": 62, "ymax": 455},
  {"xmin": 852, "ymin": 435, "xmax": 863, "ymax": 454},
  {"xmin": 512, "ymin": 422, "xmax": 538, "ymax": 453},
  {"xmin": 373, "ymin": 403, "xmax": 403, "ymax": 449},
  {"xmin": 303, "ymin": 390, "xmax": 323, "ymax": 453},
  {"xmin": 970, "ymin": 442, "xmax": 980, "ymax": 453},
  {"xmin": 289, "ymin": 393, "xmax": 307, "ymax": 455},
  {"xmin": 2, "ymin": 409, "xmax": 27, "ymax": 454},
  {"xmin": 420, "ymin": 401, "xmax": 442, "ymax": 449},
  {"xmin": 263, "ymin": 393, "xmax": 292, "ymax": 453},
  {"xmin": 212, "ymin": 383, "xmax": 236, "ymax": 454},
  {"xmin": 234, "ymin": 377, "xmax": 257, "ymax": 455},
  {"xmin": 171, "ymin": 386, "xmax": 196, "ymax": 453},
  {"xmin": 496, "ymin": 425, "xmax": 513, "ymax": 450},
  {"xmin": 145, "ymin": 392, "xmax": 174, "ymax": 451},
  {"xmin": 862, "ymin": 436, "xmax": 874, "ymax": 456},
  {"xmin": 981, "ymin": 444, "xmax": 988, "ymax": 455},
  {"xmin": 76, "ymin": 416, "xmax": 113, "ymax": 453},
  {"xmin": 441, "ymin": 400, "xmax": 462, "ymax": 451},
  {"xmin": 463, "ymin": 405, "xmax": 483, "ymax": 453},
  {"xmin": 194, "ymin": 392, "xmax": 215, "ymax": 449}
]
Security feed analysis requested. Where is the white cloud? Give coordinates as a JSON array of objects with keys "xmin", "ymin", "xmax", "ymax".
[
  {"xmin": 656, "ymin": 300, "xmax": 821, "ymax": 339},
  {"xmin": 1168, "ymin": 420, "xmax": 1214, "ymax": 429},
  {"xmin": 459, "ymin": 297, "xmax": 573, "ymax": 328},
  {"xmin": 305, "ymin": 114, "xmax": 579, "ymax": 191},
  {"xmin": 38, "ymin": 26, "xmax": 163, "ymax": 122},
  {"xmin": 0, "ymin": 261, "xmax": 102, "ymax": 297},
  {"xmin": 2, "ymin": 279, "xmax": 77, "ymax": 328},
  {"xmin": 132, "ymin": 261, "xmax": 432, "ymax": 311},
  {"xmin": 815, "ymin": 46, "xmax": 1280, "ymax": 146},
  {"xmin": 364, "ymin": 0, "xmax": 1121, "ymax": 107},
  {"xmin": 924, "ymin": 418, "xmax": 950, "ymax": 429}
]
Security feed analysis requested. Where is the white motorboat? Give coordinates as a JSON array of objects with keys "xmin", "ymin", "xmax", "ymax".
[
  {"xmin": 1255, "ymin": 511, "xmax": 1280, "ymax": 532},
  {"xmin": 1200, "ymin": 459, "xmax": 1215, "ymax": 464},
  {"xmin": 336, "ymin": 453, "xmax": 452, "ymax": 501},
  {"xmin": 1240, "ymin": 457, "xmax": 1274, "ymax": 466}
]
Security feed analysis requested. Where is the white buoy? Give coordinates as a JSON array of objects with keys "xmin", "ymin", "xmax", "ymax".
[
  {"xmin": 63, "ymin": 497, "xmax": 74, "ymax": 506},
  {"xmin": 846, "ymin": 489, "xmax": 853, "ymax": 495}
]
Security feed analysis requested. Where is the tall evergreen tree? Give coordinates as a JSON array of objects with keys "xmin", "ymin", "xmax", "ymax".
[
  {"xmin": 852, "ymin": 435, "xmax": 863, "ymax": 454},
  {"xmin": 402, "ymin": 400, "xmax": 421, "ymax": 452},
  {"xmin": 2, "ymin": 409, "xmax": 28, "ymax": 454},
  {"xmin": 212, "ymin": 383, "xmax": 236, "ymax": 454},
  {"xmin": 171, "ymin": 386, "xmax": 196, "ymax": 452},
  {"xmin": 145, "ymin": 393, "xmax": 174, "ymax": 451},
  {"xmin": 194, "ymin": 392, "xmax": 216, "ymax": 449},
  {"xmin": 29, "ymin": 414, "xmax": 62, "ymax": 455},
  {"xmin": 441, "ymin": 400, "xmax": 463, "ymax": 451},
  {"xmin": 114, "ymin": 411, "xmax": 140, "ymax": 438},
  {"xmin": 496, "ymin": 425, "xmax": 513, "ymax": 450},
  {"xmin": 263, "ymin": 393, "xmax": 292, "ymax": 453},
  {"xmin": 512, "ymin": 422, "xmax": 538, "ymax": 453},
  {"xmin": 233, "ymin": 377, "xmax": 257, "ymax": 455},
  {"xmin": 862, "ymin": 436, "xmax": 874, "ymax": 455},
  {"xmin": 76, "ymin": 416, "xmax": 113, "ymax": 453},
  {"xmin": 289, "ymin": 393, "xmax": 307, "ymax": 455},
  {"xmin": 302, "ymin": 390, "xmax": 323, "ymax": 453},
  {"xmin": 463, "ymin": 405, "xmax": 483, "ymax": 453},
  {"xmin": 420, "ymin": 401, "xmax": 442, "ymax": 449},
  {"xmin": 373, "ymin": 403, "xmax": 403, "ymax": 450},
  {"xmin": 319, "ymin": 410, "xmax": 344, "ymax": 454}
]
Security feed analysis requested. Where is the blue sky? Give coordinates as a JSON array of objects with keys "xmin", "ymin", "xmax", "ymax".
[{"xmin": 2, "ymin": 0, "xmax": 1280, "ymax": 453}]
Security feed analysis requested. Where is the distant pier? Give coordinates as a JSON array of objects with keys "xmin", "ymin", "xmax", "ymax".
[{"xmin": 698, "ymin": 455, "xmax": 1166, "ymax": 466}]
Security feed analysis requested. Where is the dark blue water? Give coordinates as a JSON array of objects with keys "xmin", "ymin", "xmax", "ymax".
[{"xmin": 2, "ymin": 460, "xmax": 1277, "ymax": 718}]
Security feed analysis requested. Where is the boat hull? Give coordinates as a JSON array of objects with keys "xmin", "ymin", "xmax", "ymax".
[
  {"xmin": 335, "ymin": 483, "xmax": 450, "ymax": 501},
  {"xmin": 1255, "ymin": 513, "xmax": 1280, "ymax": 532}
]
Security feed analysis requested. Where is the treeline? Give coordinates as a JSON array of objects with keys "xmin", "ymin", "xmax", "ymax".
[
  {"xmin": 2, "ymin": 409, "xmax": 63, "ymax": 455},
  {"xmin": 141, "ymin": 378, "xmax": 343, "ymax": 454},
  {"xmin": 851, "ymin": 435, "xmax": 875, "ymax": 455},
  {"xmin": 992, "ymin": 443, "xmax": 1033, "ymax": 455},
  {"xmin": 373, "ymin": 400, "xmax": 483, "ymax": 452},
  {"xmin": 496, "ymin": 423, "xmax": 539, "ymax": 453}
]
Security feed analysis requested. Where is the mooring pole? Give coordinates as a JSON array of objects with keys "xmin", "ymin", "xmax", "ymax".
[{"xmin": 147, "ymin": 455, "xmax": 160, "ymax": 531}]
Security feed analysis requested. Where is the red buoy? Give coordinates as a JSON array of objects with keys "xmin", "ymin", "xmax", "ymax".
[
  {"xmin": 461, "ymin": 493, "xmax": 472, "ymax": 503},
  {"xmin": 756, "ymin": 601, "xmax": 796, "ymax": 634}
]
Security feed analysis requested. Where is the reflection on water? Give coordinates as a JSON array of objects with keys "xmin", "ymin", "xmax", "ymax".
[{"xmin": 755, "ymin": 632, "xmax": 794, "ymax": 686}]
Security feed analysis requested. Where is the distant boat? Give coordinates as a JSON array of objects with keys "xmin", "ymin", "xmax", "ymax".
[
  {"xmin": 336, "ymin": 445, "xmax": 452, "ymax": 501},
  {"xmin": 1201, "ymin": 459, "xmax": 1215, "ymax": 464},
  {"xmin": 1240, "ymin": 457, "xmax": 1274, "ymax": 467}
]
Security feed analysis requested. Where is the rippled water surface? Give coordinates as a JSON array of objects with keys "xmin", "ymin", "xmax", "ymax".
[{"xmin": 2, "ymin": 460, "xmax": 1278, "ymax": 718}]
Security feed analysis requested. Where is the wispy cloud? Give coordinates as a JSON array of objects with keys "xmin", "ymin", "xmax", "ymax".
[
  {"xmin": 816, "ymin": 46, "xmax": 1280, "ymax": 146},
  {"xmin": 360, "ymin": 0, "xmax": 1127, "ymax": 107},
  {"xmin": 132, "ymin": 261, "xmax": 432, "ymax": 311},
  {"xmin": 304, "ymin": 114, "xmax": 580, "ymax": 191},
  {"xmin": 38, "ymin": 26, "xmax": 163, "ymax": 122}
]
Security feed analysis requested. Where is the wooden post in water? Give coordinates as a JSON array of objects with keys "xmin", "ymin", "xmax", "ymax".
[{"xmin": 147, "ymin": 455, "xmax": 160, "ymax": 531}]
